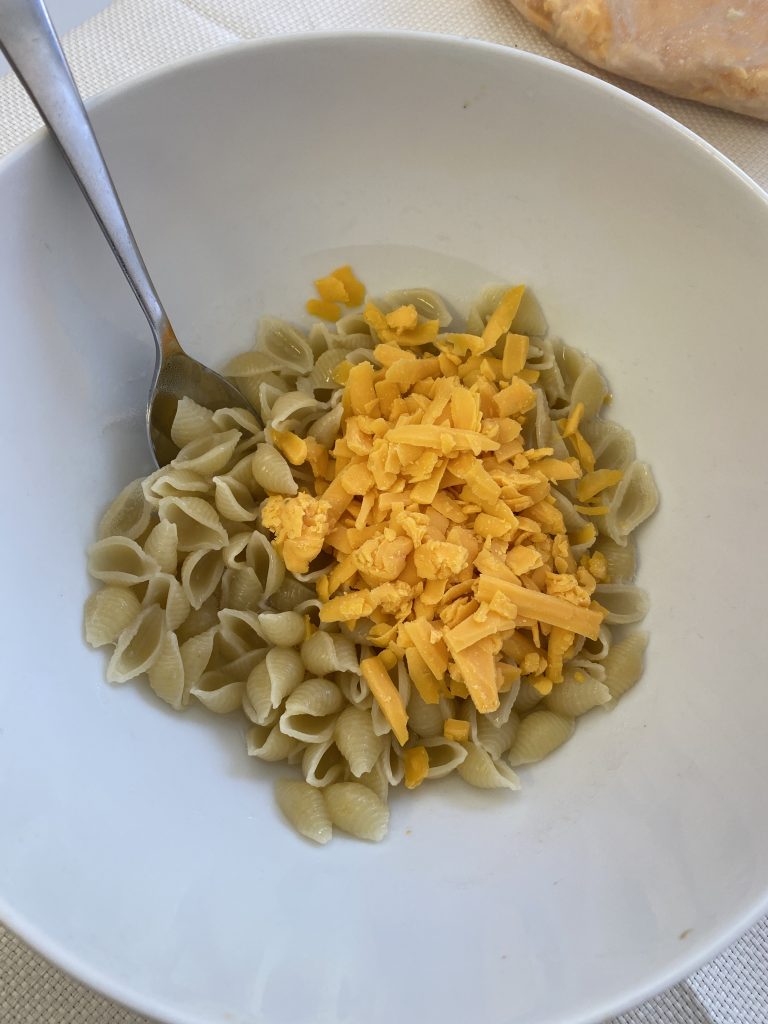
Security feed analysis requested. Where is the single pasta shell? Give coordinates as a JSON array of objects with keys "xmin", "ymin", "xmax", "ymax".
[
  {"xmin": 223, "ymin": 350, "xmax": 289, "ymax": 378},
  {"xmin": 476, "ymin": 714, "xmax": 519, "ymax": 760},
  {"xmin": 545, "ymin": 679, "xmax": 611, "ymax": 717},
  {"xmin": 84, "ymin": 586, "xmax": 141, "ymax": 647},
  {"xmin": 280, "ymin": 678, "xmax": 344, "ymax": 744},
  {"xmin": 245, "ymin": 532, "xmax": 285, "ymax": 598},
  {"xmin": 158, "ymin": 496, "xmax": 228, "ymax": 552},
  {"xmin": 221, "ymin": 566, "xmax": 263, "ymax": 611},
  {"xmin": 261, "ymin": 647, "xmax": 305, "ymax": 706},
  {"xmin": 87, "ymin": 536, "xmax": 159, "ymax": 586},
  {"xmin": 269, "ymin": 392, "xmax": 327, "ymax": 432},
  {"xmin": 407, "ymin": 689, "xmax": 446, "ymax": 739},
  {"xmin": 255, "ymin": 317, "xmax": 315, "ymax": 374},
  {"xmin": 300, "ymin": 631, "xmax": 358, "ymax": 676},
  {"xmin": 568, "ymin": 361, "xmax": 607, "ymax": 419},
  {"xmin": 484, "ymin": 687, "xmax": 521, "ymax": 730},
  {"xmin": 143, "ymin": 521, "xmax": 178, "ymax": 574},
  {"xmin": 217, "ymin": 609, "xmax": 267, "ymax": 653},
  {"xmin": 382, "ymin": 287, "xmax": 452, "ymax": 327},
  {"xmin": 336, "ymin": 669, "xmax": 372, "ymax": 708},
  {"xmin": 98, "ymin": 478, "xmax": 152, "ymax": 541},
  {"xmin": 308, "ymin": 404, "xmax": 344, "ymax": 448},
  {"xmin": 142, "ymin": 573, "xmax": 191, "ymax": 632},
  {"xmin": 142, "ymin": 466, "xmax": 211, "ymax": 506},
  {"xmin": 179, "ymin": 627, "xmax": 216, "ymax": 686},
  {"xmin": 243, "ymin": 689, "xmax": 279, "ymax": 727},
  {"xmin": 225, "ymin": 648, "xmax": 267, "ymax": 682},
  {"xmin": 421, "ymin": 736, "xmax": 468, "ymax": 779},
  {"xmin": 106, "ymin": 604, "xmax": 166, "ymax": 683},
  {"xmin": 357, "ymin": 758, "xmax": 390, "ymax": 804},
  {"xmin": 594, "ymin": 583, "xmax": 650, "ymax": 625},
  {"xmin": 211, "ymin": 406, "xmax": 262, "ymax": 435},
  {"xmin": 172, "ymin": 429, "xmax": 241, "ymax": 476},
  {"xmin": 595, "ymin": 537, "xmax": 637, "ymax": 584},
  {"xmin": 176, "ymin": 596, "xmax": 219, "ymax": 645},
  {"xmin": 256, "ymin": 611, "xmax": 305, "ymax": 648},
  {"xmin": 581, "ymin": 417, "xmax": 636, "ymax": 472},
  {"xmin": 507, "ymin": 711, "xmax": 575, "ymax": 767},
  {"xmin": 226, "ymin": 453, "xmax": 260, "ymax": 489},
  {"xmin": 380, "ymin": 734, "xmax": 405, "ymax": 786},
  {"xmin": 245, "ymin": 661, "xmax": 277, "ymax": 725},
  {"xmin": 514, "ymin": 682, "xmax": 545, "ymax": 714},
  {"xmin": 223, "ymin": 532, "xmax": 250, "ymax": 569},
  {"xmin": 603, "ymin": 632, "xmax": 649, "ymax": 701},
  {"xmin": 212, "ymin": 475, "xmax": 258, "ymax": 522},
  {"xmin": 579, "ymin": 626, "xmax": 613, "ymax": 663},
  {"xmin": 147, "ymin": 631, "xmax": 186, "ymax": 710},
  {"xmin": 458, "ymin": 744, "xmax": 521, "ymax": 791},
  {"xmin": 247, "ymin": 723, "xmax": 301, "ymax": 762},
  {"xmin": 190, "ymin": 675, "xmax": 244, "ymax": 714},
  {"xmin": 305, "ymin": 347, "xmax": 349, "ymax": 389},
  {"xmin": 170, "ymin": 397, "xmax": 216, "ymax": 448},
  {"xmin": 284, "ymin": 677, "xmax": 344, "ymax": 718},
  {"xmin": 334, "ymin": 706, "xmax": 384, "ymax": 778},
  {"xmin": 302, "ymin": 738, "xmax": 345, "ymax": 788},
  {"xmin": 323, "ymin": 782, "xmax": 389, "ymax": 842},
  {"xmin": 180, "ymin": 548, "xmax": 225, "ymax": 610},
  {"xmin": 275, "ymin": 779, "xmax": 332, "ymax": 845},
  {"xmin": 269, "ymin": 576, "xmax": 315, "ymax": 612},
  {"xmin": 210, "ymin": 627, "xmax": 250, "ymax": 665},
  {"xmin": 251, "ymin": 443, "xmax": 298, "ymax": 497}
]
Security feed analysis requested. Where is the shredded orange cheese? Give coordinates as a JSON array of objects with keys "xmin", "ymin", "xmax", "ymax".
[
  {"xmin": 305, "ymin": 265, "xmax": 366, "ymax": 320},
  {"xmin": 263, "ymin": 274, "xmax": 609, "ymax": 730},
  {"xmin": 404, "ymin": 746, "xmax": 429, "ymax": 789},
  {"xmin": 443, "ymin": 718, "xmax": 470, "ymax": 743}
]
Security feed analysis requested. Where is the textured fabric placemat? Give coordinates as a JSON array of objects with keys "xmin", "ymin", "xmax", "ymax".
[{"xmin": 1, "ymin": 2, "xmax": 767, "ymax": 1023}]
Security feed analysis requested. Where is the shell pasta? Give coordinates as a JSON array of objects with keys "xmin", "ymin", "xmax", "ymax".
[{"xmin": 85, "ymin": 270, "xmax": 658, "ymax": 843}]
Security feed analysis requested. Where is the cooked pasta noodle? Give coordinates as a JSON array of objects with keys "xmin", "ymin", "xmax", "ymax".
[
  {"xmin": 98, "ymin": 478, "xmax": 151, "ymax": 541},
  {"xmin": 84, "ymin": 586, "xmax": 142, "ymax": 647},
  {"xmin": 602, "ymin": 632, "xmax": 649, "ymax": 701},
  {"xmin": 106, "ymin": 604, "xmax": 165, "ymax": 683},
  {"xmin": 545, "ymin": 677, "xmax": 611, "ymax": 717},
  {"xmin": 323, "ymin": 782, "xmax": 389, "ymax": 841},
  {"xmin": 143, "ymin": 521, "xmax": 179, "ymax": 574},
  {"xmin": 458, "ymin": 744, "xmax": 521, "ymax": 790},
  {"xmin": 421, "ymin": 735, "xmax": 468, "ymax": 779},
  {"xmin": 190, "ymin": 675, "xmax": 244, "ymax": 714},
  {"xmin": 507, "ymin": 710, "xmax": 576, "ymax": 766},
  {"xmin": 256, "ymin": 611, "xmax": 305, "ymax": 648},
  {"xmin": 85, "ymin": 275, "xmax": 658, "ymax": 843},
  {"xmin": 334, "ymin": 705, "xmax": 384, "ymax": 777},
  {"xmin": 275, "ymin": 780, "xmax": 332, "ymax": 845},
  {"xmin": 301, "ymin": 738, "xmax": 346, "ymax": 787},
  {"xmin": 147, "ymin": 632, "xmax": 186, "ymax": 709},
  {"xmin": 142, "ymin": 573, "xmax": 190, "ymax": 632}
]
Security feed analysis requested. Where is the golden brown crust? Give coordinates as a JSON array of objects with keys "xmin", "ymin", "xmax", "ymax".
[{"xmin": 510, "ymin": 0, "xmax": 768, "ymax": 120}]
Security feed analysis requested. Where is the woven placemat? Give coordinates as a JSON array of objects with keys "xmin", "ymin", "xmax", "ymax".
[{"xmin": 1, "ymin": 2, "xmax": 767, "ymax": 1022}]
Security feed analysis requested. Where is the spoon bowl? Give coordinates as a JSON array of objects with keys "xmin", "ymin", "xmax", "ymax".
[{"xmin": 149, "ymin": 343, "xmax": 252, "ymax": 466}]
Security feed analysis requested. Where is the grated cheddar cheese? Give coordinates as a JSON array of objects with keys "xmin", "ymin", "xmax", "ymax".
[{"xmin": 262, "ymin": 275, "xmax": 612, "ymax": 740}]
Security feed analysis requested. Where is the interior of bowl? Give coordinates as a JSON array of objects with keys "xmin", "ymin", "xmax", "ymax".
[{"xmin": 1, "ymin": 32, "xmax": 768, "ymax": 1024}]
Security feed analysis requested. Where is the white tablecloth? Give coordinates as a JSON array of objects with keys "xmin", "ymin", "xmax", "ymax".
[{"xmin": 1, "ymin": 2, "xmax": 767, "ymax": 1022}]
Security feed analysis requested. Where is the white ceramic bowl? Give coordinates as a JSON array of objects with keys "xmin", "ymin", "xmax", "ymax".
[{"xmin": 1, "ymin": 31, "xmax": 767, "ymax": 1024}]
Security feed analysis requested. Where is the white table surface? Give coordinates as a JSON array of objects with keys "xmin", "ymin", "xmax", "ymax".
[{"xmin": 0, "ymin": 0, "xmax": 111, "ymax": 73}]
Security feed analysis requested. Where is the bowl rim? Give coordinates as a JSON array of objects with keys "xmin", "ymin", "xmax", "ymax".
[{"xmin": 2, "ymin": 28, "xmax": 767, "ymax": 1024}]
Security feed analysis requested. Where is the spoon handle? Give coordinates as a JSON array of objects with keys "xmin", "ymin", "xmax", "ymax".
[{"xmin": 0, "ymin": 0, "xmax": 179, "ymax": 356}]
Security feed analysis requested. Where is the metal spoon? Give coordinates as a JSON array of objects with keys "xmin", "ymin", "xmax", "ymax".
[{"xmin": 0, "ymin": 0, "xmax": 252, "ymax": 467}]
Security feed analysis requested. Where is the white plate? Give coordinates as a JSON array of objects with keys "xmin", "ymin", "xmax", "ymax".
[{"xmin": 1, "ymin": 32, "xmax": 767, "ymax": 1024}]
